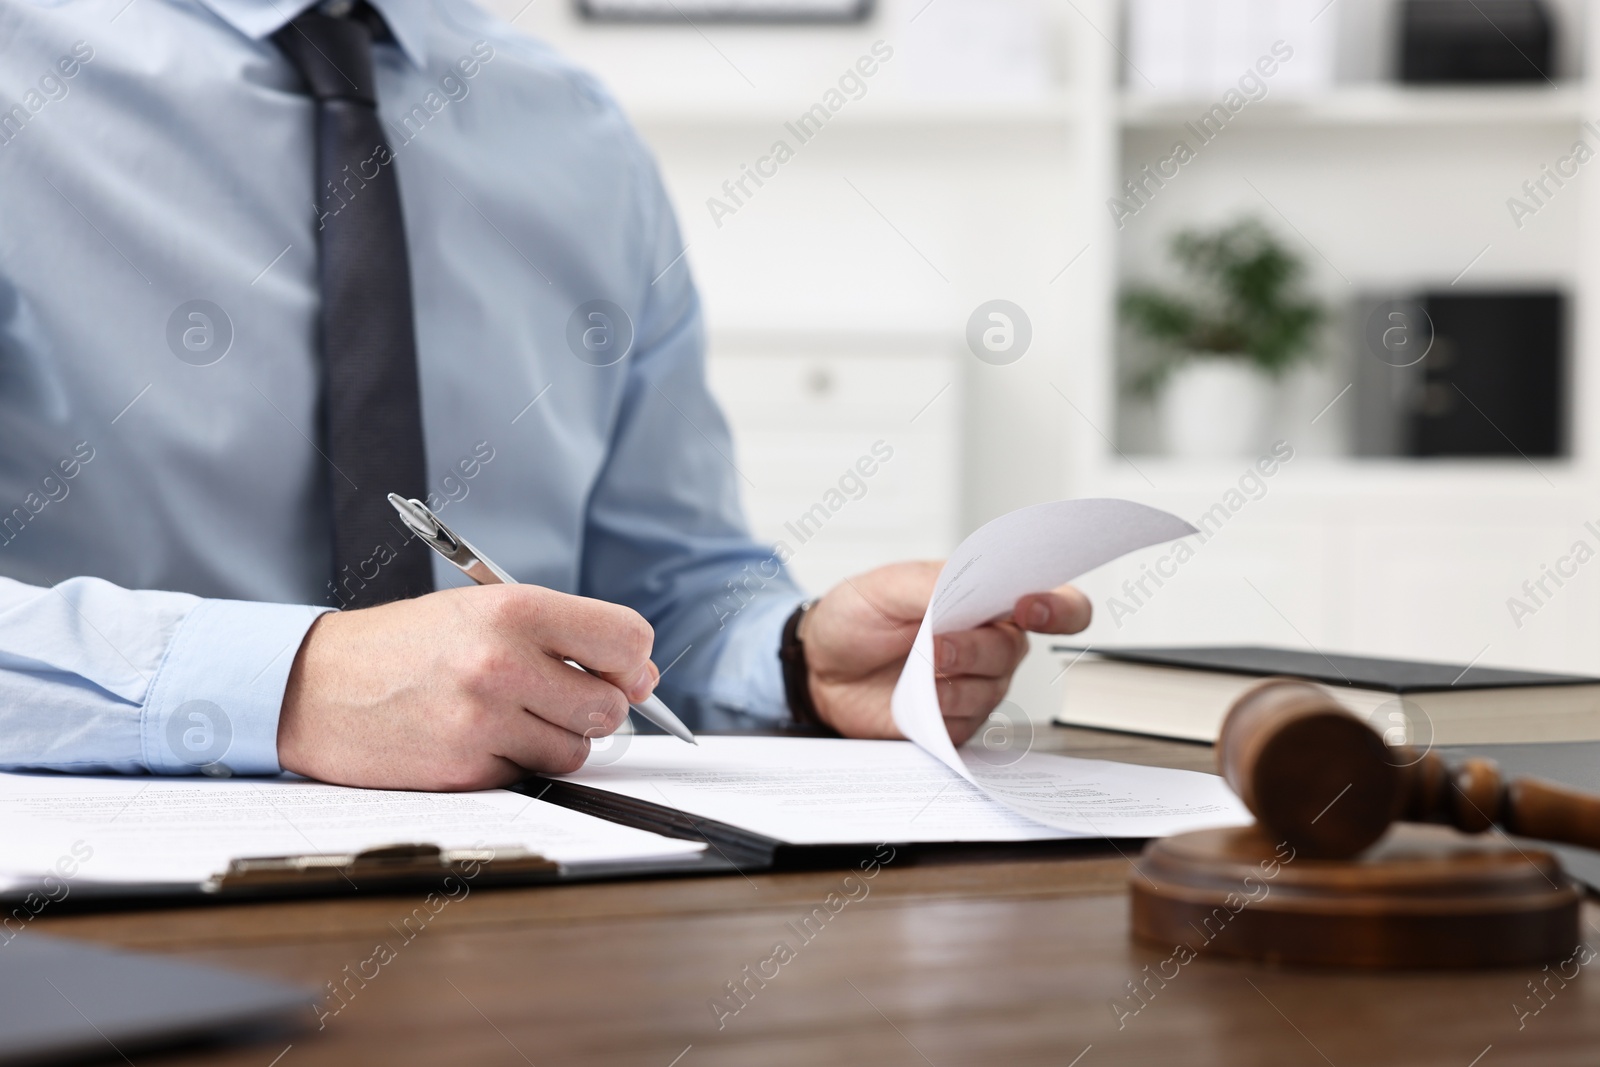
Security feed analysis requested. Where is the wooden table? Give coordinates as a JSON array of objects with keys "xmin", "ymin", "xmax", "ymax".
[{"xmin": 36, "ymin": 728, "xmax": 1600, "ymax": 1066}]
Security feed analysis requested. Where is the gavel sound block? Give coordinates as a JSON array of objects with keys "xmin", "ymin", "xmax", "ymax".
[{"xmin": 1129, "ymin": 679, "xmax": 1600, "ymax": 968}]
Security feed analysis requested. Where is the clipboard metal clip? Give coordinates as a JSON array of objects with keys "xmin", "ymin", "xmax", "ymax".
[{"xmin": 206, "ymin": 843, "xmax": 557, "ymax": 895}]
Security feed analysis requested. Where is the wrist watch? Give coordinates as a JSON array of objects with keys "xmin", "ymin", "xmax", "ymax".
[{"xmin": 779, "ymin": 599, "xmax": 827, "ymax": 728}]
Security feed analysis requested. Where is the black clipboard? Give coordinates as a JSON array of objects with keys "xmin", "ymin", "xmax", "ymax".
[
  {"xmin": 0, "ymin": 843, "xmax": 748, "ymax": 910},
  {"xmin": 530, "ymin": 776, "xmax": 1140, "ymax": 871}
]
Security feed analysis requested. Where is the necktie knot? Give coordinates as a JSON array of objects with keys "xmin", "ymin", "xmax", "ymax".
[{"xmin": 274, "ymin": 5, "xmax": 381, "ymax": 106}]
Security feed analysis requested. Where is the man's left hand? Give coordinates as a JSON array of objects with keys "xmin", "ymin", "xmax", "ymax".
[{"xmin": 800, "ymin": 560, "xmax": 1092, "ymax": 743}]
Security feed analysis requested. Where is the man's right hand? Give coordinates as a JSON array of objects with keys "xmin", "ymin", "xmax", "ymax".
[{"xmin": 277, "ymin": 585, "xmax": 659, "ymax": 791}]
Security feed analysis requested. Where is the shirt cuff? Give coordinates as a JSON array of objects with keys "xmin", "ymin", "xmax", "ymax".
[
  {"xmin": 705, "ymin": 591, "xmax": 806, "ymax": 722},
  {"xmin": 141, "ymin": 598, "xmax": 332, "ymax": 776}
]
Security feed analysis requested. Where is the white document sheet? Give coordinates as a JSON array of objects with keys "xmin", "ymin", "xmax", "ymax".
[
  {"xmin": 562, "ymin": 735, "xmax": 1247, "ymax": 844},
  {"xmin": 889, "ymin": 498, "xmax": 1250, "ymax": 835},
  {"xmin": 0, "ymin": 773, "xmax": 703, "ymax": 888},
  {"xmin": 567, "ymin": 735, "xmax": 1064, "ymax": 845}
]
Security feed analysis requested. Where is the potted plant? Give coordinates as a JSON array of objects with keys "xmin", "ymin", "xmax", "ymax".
[{"xmin": 1121, "ymin": 219, "xmax": 1324, "ymax": 458}]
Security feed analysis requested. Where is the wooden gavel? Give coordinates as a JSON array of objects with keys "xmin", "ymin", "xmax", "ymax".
[{"xmin": 1220, "ymin": 678, "xmax": 1600, "ymax": 859}]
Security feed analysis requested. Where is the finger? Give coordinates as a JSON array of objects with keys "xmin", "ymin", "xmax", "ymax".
[
  {"xmin": 935, "ymin": 675, "xmax": 1009, "ymax": 732},
  {"xmin": 583, "ymin": 655, "xmax": 658, "ymax": 706},
  {"xmin": 837, "ymin": 560, "xmax": 943, "ymax": 624},
  {"xmin": 515, "ymin": 654, "xmax": 633, "ymax": 740},
  {"xmin": 933, "ymin": 623, "xmax": 1029, "ymax": 679},
  {"xmin": 1013, "ymin": 586, "xmax": 1092, "ymax": 634},
  {"xmin": 944, "ymin": 716, "xmax": 987, "ymax": 747},
  {"xmin": 492, "ymin": 587, "xmax": 657, "ymax": 688},
  {"xmin": 488, "ymin": 708, "xmax": 594, "ymax": 776}
]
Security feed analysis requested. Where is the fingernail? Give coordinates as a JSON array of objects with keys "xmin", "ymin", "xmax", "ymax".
[
  {"xmin": 1026, "ymin": 601, "xmax": 1050, "ymax": 629},
  {"xmin": 629, "ymin": 664, "xmax": 654, "ymax": 694},
  {"xmin": 936, "ymin": 638, "xmax": 954, "ymax": 671}
]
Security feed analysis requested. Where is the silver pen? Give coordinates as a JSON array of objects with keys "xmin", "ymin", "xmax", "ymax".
[{"xmin": 387, "ymin": 493, "xmax": 697, "ymax": 746}]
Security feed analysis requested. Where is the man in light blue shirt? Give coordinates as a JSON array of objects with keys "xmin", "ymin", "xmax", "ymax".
[{"xmin": 0, "ymin": 0, "xmax": 1091, "ymax": 788}]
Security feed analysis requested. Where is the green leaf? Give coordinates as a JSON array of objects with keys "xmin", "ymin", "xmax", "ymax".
[{"xmin": 1118, "ymin": 217, "xmax": 1326, "ymax": 387}]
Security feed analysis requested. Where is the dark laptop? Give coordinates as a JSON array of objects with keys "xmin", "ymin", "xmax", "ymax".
[{"xmin": 0, "ymin": 934, "xmax": 311, "ymax": 1065}]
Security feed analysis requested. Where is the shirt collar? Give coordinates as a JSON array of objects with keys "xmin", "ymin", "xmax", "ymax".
[{"xmin": 196, "ymin": 0, "xmax": 430, "ymax": 69}]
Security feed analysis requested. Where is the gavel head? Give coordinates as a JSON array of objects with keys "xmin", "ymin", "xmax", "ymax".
[{"xmin": 1219, "ymin": 679, "xmax": 1409, "ymax": 859}]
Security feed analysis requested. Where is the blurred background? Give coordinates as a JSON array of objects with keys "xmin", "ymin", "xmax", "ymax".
[{"xmin": 487, "ymin": 0, "xmax": 1598, "ymax": 719}]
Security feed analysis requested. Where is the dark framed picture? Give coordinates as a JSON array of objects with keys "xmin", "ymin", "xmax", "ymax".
[{"xmin": 576, "ymin": 0, "xmax": 874, "ymax": 22}]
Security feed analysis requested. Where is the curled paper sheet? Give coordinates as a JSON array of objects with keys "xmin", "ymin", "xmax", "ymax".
[{"xmin": 891, "ymin": 498, "xmax": 1253, "ymax": 837}]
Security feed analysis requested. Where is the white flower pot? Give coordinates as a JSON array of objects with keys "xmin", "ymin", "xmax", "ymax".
[{"xmin": 1158, "ymin": 356, "xmax": 1274, "ymax": 459}]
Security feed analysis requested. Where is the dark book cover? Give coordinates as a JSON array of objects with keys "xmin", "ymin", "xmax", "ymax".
[{"xmin": 1053, "ymin": 645, "xmax": 1598, "ymax": 694}]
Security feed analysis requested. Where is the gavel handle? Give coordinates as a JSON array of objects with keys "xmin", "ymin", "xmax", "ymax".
[
  {"xmin": 1406, "ymin": 754, "xmax": 1600, "ymax": 852},
  {"xmin": 1504, "ymin": 778, "xmax": 1600, "ymax": 852}
]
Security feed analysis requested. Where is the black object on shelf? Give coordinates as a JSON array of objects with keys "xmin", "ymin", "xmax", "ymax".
[
  {"xmin": 1399, "ymin": 0, "xmax": 1553, "ymax": 83},
  {"xmin": 1406, "ymin": 291, "xmax": 1565, "ymax": 458}
]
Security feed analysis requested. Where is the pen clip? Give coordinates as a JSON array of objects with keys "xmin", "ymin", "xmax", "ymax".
[{"xmin": 387, "ymin": 493, "xmax": 516, "ymax": 585}]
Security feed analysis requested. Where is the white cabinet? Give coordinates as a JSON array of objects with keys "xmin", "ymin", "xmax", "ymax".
[
  {"xmin": 706, "ymin": 345, "xmax": 961, "ymax": 593},
  {"xmin": 1061, "ymin": 2, "xmax": 1600, "ymax": 688}
]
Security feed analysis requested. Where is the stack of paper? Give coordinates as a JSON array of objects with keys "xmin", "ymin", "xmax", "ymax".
[
  {"xmin": 0, "ymin": 774, "xmax": 704, "ymax": 892},
  {"xmin": 563, "ymin": 733, "xmax": 1245, "ymax": 845}
]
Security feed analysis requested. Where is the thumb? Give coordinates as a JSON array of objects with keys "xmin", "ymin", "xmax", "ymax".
[{"xmin": 1013, "ymin": 586, "xmax": 1092, "ymax": 634}]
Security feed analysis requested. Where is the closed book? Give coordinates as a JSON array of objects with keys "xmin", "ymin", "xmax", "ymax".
[{"xmin": 1052, "ymin": 645, "xmax": 1600, "ymax": 746}]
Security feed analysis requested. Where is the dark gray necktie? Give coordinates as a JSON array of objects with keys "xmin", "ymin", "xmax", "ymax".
[{"xmin": 274, "ymin": 2, "xmax": 433, "ymax": 609}]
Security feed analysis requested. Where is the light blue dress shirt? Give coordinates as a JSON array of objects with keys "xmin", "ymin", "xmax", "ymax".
[{"xmin": 0, "ymin": 0, "xmax": 804, "ymax": 775}]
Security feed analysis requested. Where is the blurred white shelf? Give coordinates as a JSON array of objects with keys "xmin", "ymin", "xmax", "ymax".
[
  {"xmin": 1120, "ymin": 85, "xmax": 1587, "ymax": 130},
  {"xmin": 708, "ymin": 327, "xmax": 954, "ymax": 353},
  {"xmin": 620, "ymin": 94, "xmax": 1079, "ymax": 128},
  {"xmin": 1092, "ymin": 456, "xmax": 1589, "ymax": 500}
]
